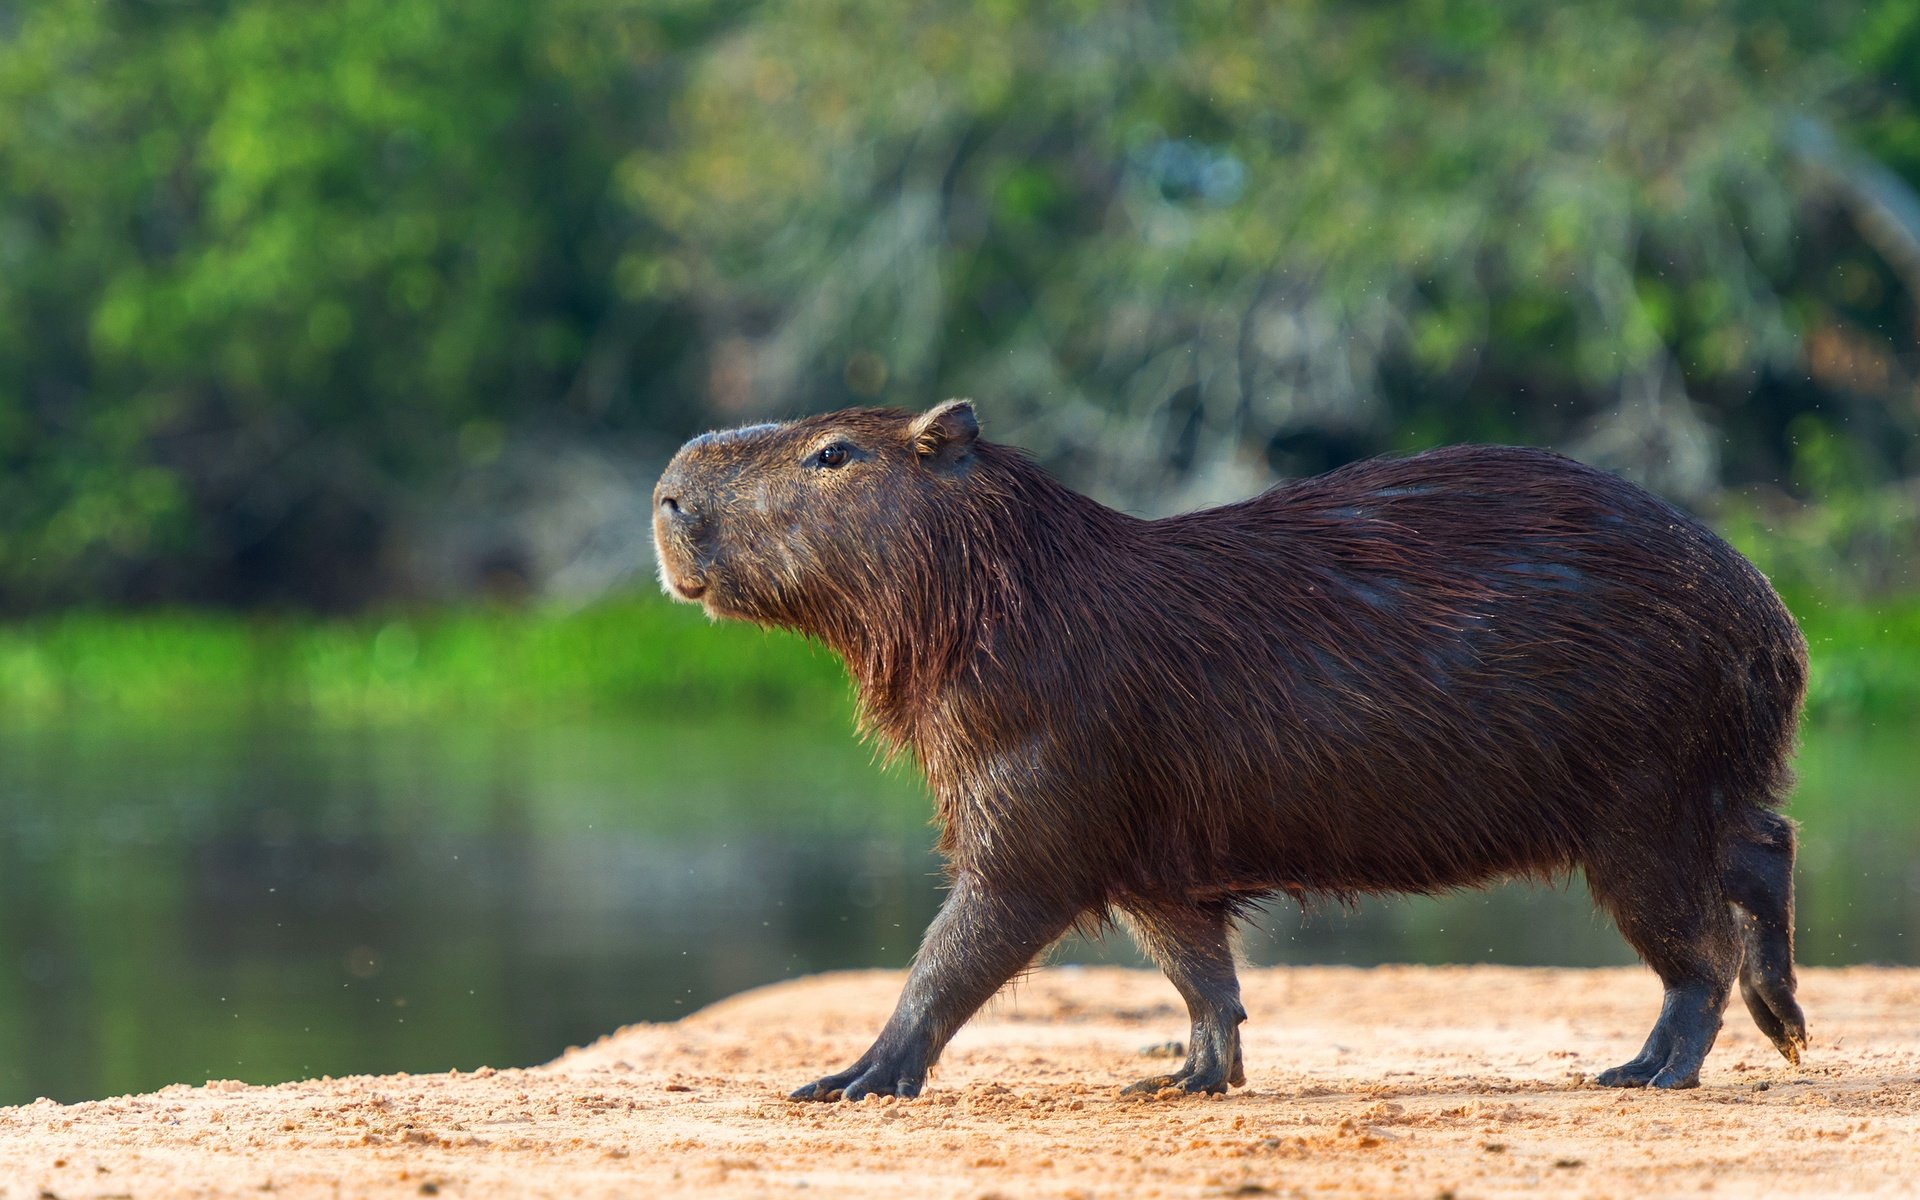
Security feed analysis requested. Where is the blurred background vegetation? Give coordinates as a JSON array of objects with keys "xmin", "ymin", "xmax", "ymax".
[
  {"xmin": 5, "ymin": 0, "xmax": 1920, "ymax": 615},
  {"xmin": 3, "ymin": 0, "xmax": 1920, "ymax": 1104}
]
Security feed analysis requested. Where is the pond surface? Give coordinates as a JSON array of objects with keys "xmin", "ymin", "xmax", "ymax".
[{"xmin": 0, "ymin": 715, "xmax": 1913, "ymax": 1105}]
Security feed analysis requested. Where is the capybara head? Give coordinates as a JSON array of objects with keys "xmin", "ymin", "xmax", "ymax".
[{"xmin": 652, "ymin": 401, "xmax": 984, "ymax": 636}]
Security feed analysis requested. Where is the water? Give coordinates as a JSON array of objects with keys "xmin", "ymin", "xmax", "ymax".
[{"xmin": 0, "ymin": 715, "xmax": 1912, "ymax": 1105}]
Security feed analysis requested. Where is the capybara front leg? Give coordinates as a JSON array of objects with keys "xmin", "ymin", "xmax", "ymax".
[
  {"xmin": 789, "ymin": 873, "xmax": 1078, "ymax": 1102},
  {"xmin": 1118, "ymin": 899, "xmax": 1246, "ymax": 1095}
]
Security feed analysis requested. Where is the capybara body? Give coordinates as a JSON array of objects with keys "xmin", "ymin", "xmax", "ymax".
[{"xmin": 652, "ymin": 401, "xmax": 1808, "ymax": 1099}]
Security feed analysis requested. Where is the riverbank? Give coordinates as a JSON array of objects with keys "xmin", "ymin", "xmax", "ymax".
[{"xmin": 3, "ymin": 965, "xmax": 1915, "ymax": 1198}]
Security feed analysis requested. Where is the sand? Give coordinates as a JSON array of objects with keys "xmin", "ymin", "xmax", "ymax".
[{"xmin": 3, "ymin": 965, "xmax": 1917, "ymax": 1198}]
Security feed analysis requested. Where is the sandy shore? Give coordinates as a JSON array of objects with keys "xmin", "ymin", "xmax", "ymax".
[{"xmin": 3, "ymin": 965, "xmax": 1916, "ymax": 1198}]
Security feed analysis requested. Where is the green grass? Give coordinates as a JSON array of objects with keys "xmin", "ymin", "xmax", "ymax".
[
  {"xmin": 0, "ymin": 588, "xmax": 1915, "ymax": 725},
  {"xmin": 0, "ymin": 596, "xmax": 856, "ymax": 724}
]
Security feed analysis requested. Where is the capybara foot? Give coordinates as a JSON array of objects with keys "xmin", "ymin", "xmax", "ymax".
[
  {"xmin": 1594, "ymin": 1056, "xmax": 1661, "ymax": 1088},
  {"xmin": 1595, "ymin": 1053, "xmax": 1700, "ymax": 1089},
  {"xmin": 1595, "ymin": 981, "xmax": 1722, "ymax": 1090},
  {"xmin": 1649, "ymin": 1065, "xmax": 1702, "ymax": 1089},
  {"xmin": 1122, "ymin": 1073, "xmax": 1222, "ymax": 1096},
  {"xmin": 789, "ymin": 1058, "xmax": 925, "ymax": 1102},
  {"xmin": 1121, "ymin": 1065, "xmax": 1231, "ymax": 1096},
  {"xmin": 1740, "ymin": 978, "xmax": 1807, "ymax": 1065}
]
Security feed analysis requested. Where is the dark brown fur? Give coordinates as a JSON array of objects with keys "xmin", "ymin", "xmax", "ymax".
[{"xmin": 653, "ymin": 401, "xmax": 1808, "ymax": 1099}]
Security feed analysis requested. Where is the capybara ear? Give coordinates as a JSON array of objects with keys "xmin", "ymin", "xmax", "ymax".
[{"xmin": 911, "ymin": 399, "xmax": 979, "ymax": 466}]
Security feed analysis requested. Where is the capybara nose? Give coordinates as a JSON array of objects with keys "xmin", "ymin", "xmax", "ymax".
[{"xmin": 657, "ymin": 481, "xmax": 701, "ymax": 525}]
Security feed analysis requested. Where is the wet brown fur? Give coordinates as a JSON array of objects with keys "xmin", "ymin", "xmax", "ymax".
[{"xmin": 653, "ymin": 402, "xmax": 1809, "ymax": 1099}]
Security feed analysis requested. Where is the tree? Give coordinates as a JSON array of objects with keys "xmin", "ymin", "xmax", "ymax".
[
  {"xmin": 639, "ymin": 0, "xmax": 1898, "ymax": 510},
  {"xmin": 0, "ymin": 0, "xmax": 711, "ymax": 607}
]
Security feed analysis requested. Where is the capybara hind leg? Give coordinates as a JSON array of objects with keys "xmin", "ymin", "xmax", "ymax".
[
  {"xmin": 1118, "ymin": 900, "xmax": 1246, "ymax": 1094},
  {"xmin": 1726, "ymin": 812, "xmax": 1807, "ymax": 1063},
  {"xmin": 1595, "ymin": 980, "xmax": 1730, "ymax": 1089},
  {"xmin": 1590, "ymin": 863, "xmax": 1740, "ymax": 1090},
  {"xmin": 789, "ymin": 873, "xmax": 1079, "ymax": 1102}
]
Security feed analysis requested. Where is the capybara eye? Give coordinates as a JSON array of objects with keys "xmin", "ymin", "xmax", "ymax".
[{"xmin": 814, "ymin": 444, "xmax": 850, "ymax": 468}]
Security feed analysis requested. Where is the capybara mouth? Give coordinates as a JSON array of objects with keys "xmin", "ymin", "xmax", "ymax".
[
  {"xmin": 652, "ymin": 520, "xmax": 709, "ymax": 603},
  {"xmin": 657, "ymin": 562, "xmax": 708, "ymax": 601},
  {"xmin": 653, "ymin": 542, "xmax": 710, "ymax": 603}
]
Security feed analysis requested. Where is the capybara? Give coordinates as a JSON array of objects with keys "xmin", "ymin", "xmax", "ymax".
[{"xmin": 652, "ymin": 400, "xmax": 1807, "ymax": 1099}]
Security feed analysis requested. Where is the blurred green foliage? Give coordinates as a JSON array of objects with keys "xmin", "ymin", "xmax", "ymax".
[
  {"xmin": 2, "ymin": 591, "xmax": 1918, "ymax": 727},
  {"xmin": 0, "ymin": 598, "xmax": 852, "ymax": 724},
  {"xmin": 3, "ymin": 0, "xmax": 1920, "ymax": 606},
  {"xmin": 0, "ymin": 0, "xmax": 711, "ymax": 606},
  {"xmin": 629, "ymin": 0, "xmax": 1919, "ymax": 513}
]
